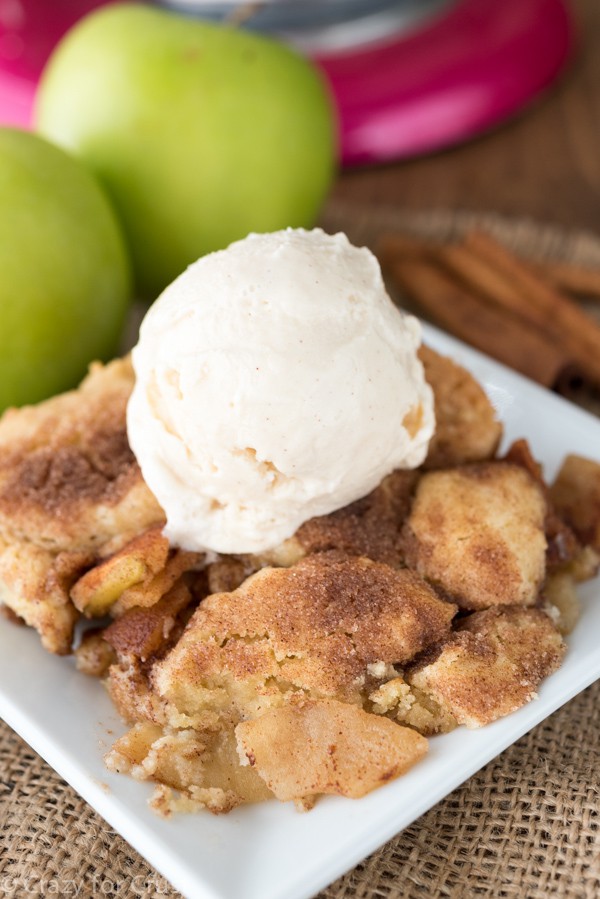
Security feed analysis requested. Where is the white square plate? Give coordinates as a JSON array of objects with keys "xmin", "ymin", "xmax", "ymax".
[{"xmin": 1, "ymin": 324, "xmax": 599, "ymax": 899}]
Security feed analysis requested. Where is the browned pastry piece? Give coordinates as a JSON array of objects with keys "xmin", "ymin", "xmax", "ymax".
[
  {"xmin": 406, "ymin": 606, "xmax": 565, "ymax": 728},
  {"xmin": 244, "ymin": 468, "xmax": 419, "ymax": 576},
  {"xmin": 0, "ymin": 539, "xmax": 90, "ymax": 653},
  {"xmin": 75, "ymin": 629, "xmax": 117, "ymax": 677},
  {"xmin": 107, "ymin": 657, "xmax": 170, "ymax": 727},
  {"xmin": 418, "ymin": 345, "xmax": 502, "ymax": 469},
  {"xmin": 402, "ymin": 462, "xmax": 547, "ymax": 610},
  {"xmin": 104, "ymin": 579, "xmax": 197, "ymax": 664},
  {"xmin": 291, "ymin": 469, "xmax": 418, "ymax": 566},
  {"xmin": 106, "ymin": 546, "xmax": 456, "ymax": 753},
  {"xmin": 152, "ymin": 552, "xmax": 457, "ymax": 727},
  {"xmin": 206, "ymin": 556, "xmax": 255, "ymax": 595},
  {"xmin": 0, "ymin": 357, "xmax": 164, "ymax": 555},
  {"xmin": 550, "ymin": 454, "xmax": 600, "ymax": 553},
  {"xmin": 103, "ymin": 579, "xmax": 206, "ymax": 724},
  {"xmin": 504, "ymin": 438, "xmax": 581, "ymax": 572}
]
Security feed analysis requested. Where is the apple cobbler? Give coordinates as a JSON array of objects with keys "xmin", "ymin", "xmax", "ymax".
[{"xmin": 0, "ymin": 347, "xmax": 598, "ymax": 814}]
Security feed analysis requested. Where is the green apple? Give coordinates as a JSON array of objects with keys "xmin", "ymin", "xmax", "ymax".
[
  {"xmin": 35, "ymin": 3, "xmax": 337, "ymax": 299},
  {"xmin": 0, "ymin": 128, "xmax": 131, "ymax": 413}
]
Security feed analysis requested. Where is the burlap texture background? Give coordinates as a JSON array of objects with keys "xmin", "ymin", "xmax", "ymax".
[{"xmin": 1, "ymin": 206, "xmax": 599, "ymax": 898}]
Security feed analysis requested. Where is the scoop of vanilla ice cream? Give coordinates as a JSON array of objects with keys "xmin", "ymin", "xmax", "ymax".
[{"xmin": 127, "ymin": 228, "xmax": 434, "ymax": 555}]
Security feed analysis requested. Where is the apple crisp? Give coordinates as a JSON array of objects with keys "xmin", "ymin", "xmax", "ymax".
[{"xmin": 1, "ymin": 346, "xmax": 598, "ymax": 814}]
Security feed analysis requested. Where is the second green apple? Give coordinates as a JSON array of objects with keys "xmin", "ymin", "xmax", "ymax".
[{"xmin": 36, "ymin": 3, "xmax": 336, "ymax": 298}]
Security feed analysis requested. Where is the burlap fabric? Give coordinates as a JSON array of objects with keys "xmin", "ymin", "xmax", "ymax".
[{"xmin": 1, "ymin": 206, "xmax": 599, "ymax": 899}]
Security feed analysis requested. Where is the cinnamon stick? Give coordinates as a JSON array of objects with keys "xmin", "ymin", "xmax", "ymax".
[
  {"xmin": 380, "ymin": 229, "xmax": 600, "ymax": 302},
  {"xmin": 463, "ymin": 230, "xmax": 600, "ymax": 385},
  {"xmin": 435, "ymin": 242, "xmax": 538, "ymax": 323},
  {"xmin": 385, "ymin": 257, "xmax": 570, "ymax": 387},
  {"xmin": 532, "ymin": 258, "xmax": 600, "ymax": 302}
]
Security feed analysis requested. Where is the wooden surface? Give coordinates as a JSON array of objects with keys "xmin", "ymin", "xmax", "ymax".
[{"xmin": 334, "ymin": 0, "xmax": 600, "ymax": 233}]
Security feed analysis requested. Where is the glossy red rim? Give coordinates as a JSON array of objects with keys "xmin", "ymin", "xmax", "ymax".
[{"xmin": 316, "ymin": 0, "xmax": 575, "ymax": 165}]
